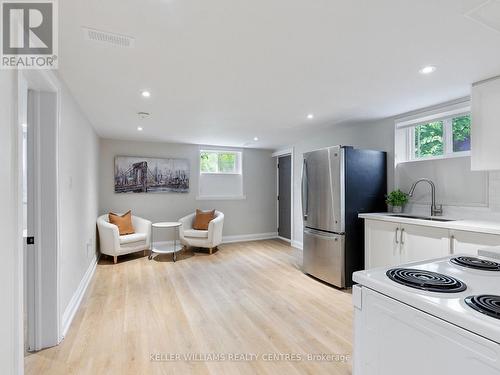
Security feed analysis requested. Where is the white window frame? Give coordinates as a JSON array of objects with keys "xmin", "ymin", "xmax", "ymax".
[
  {"xmin": 395, "ymin": 101, "xmax": 471, "ymax": 164},
  {"xmin": 199, "ymin": 149, "xmax": 242, "ymax": 175}
]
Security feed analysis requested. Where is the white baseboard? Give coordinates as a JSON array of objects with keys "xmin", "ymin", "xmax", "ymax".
[
  {"xmin": 61, "ymin": 256, "xmax": 97, "ymax": 338},
  {"xmin": 222, "ymin": 232, "xmax": 278, "ymax": 244},
  {"xmin": 292, "ymin": 240, "xmax": 303, "ymax": 250}
]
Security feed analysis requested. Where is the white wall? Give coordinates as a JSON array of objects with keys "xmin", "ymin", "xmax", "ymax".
[
  {"xmin": 390, "ymin": 99, "xmax": 500, "ymax": 218},
  {"xmin": 99, "ymin": 139, "xmax": 277, "ymax": 239},
  {"xmin": 396, "ymin": 157, "xmax": 488, "ymax": 207},
  {"xmin": 287, "ymin": 119, "xmax": 395, "ymax": 248},
  {"xmin": 58, "ymin": 79, "xmax": 99, "ymax": 321},
  {"xmin": 0, "ymin": 68, "xmax": 99, "ymax": 375},
  {"xmin": 399, "ymin": 160, "xmax": 500, "ymax": 220},
  {"xmin": 0, "ymin": 70, "xmax": 23, "ymax": 374}
]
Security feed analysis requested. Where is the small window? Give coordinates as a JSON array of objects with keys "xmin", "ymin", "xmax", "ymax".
[
  {"xmin": 395, "ymin": 103, "xmax": 471, "ymax": 164},
  {"xmin": 413, "ymin": 114, "xmax": 472, "ymax": 160},
  {"xmin": 406, "ymin": 113, "xmax": 471, "ymax": 162},
  {"xmin": 452, "ymin": 114, "xmax": 471, "ymax": 153},
  {"xmin": 200, "ymin": 150, "xmax": 242, "ymax": 174},
  {"xmin": 414, "ymin": 121, "xmax": 444, "ymax": 158}
]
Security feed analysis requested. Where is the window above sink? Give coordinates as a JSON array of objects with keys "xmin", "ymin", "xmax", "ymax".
[
  {"xmin": 395, "ymin": 100, "xmax": 471, "ymax": 164},
  {"xmin": 413, "ymin": 114, "xmax": 470, "ymax": 159}
]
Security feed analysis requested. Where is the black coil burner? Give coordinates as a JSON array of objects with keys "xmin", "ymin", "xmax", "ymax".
[
  {"xmin": 450, "ymin": 256, "xmax": 500, "ymax": 271},
  {"xmin": 386, "ymin": 268, "xmax": 467, "ymax": 293},
  {"xmin": 465, "ymin": 295, "xmax": 500, "ymax": 320}
]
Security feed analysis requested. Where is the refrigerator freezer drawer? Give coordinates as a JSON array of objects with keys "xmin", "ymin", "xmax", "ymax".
[{"xmin": 303, "ymin": 228, "xmax": 345, "ymax": 287}]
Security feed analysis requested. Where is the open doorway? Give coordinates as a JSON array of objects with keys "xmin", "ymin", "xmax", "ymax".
[
  {"xmin": 274, "ymin": 150, "xmax": 294, "ymax": 243},
  {"xmin": 18, "ymin": 73, "xmax": 60, "ymax": 357}
]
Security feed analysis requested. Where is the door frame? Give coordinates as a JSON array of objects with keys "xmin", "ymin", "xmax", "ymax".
[
  {"xmin": 17, "ymin": 69, "xmax": 62, "ymax": 354},
  {"xmin": 273, "ymin": 148, "xmax": 294, "ymax": 243}
]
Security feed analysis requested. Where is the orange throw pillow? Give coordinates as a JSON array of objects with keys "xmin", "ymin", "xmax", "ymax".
[
  {"xmin": 193, "ymin": 209, "xmax": 215, "ymax": 230},
  {"xmin": 109, "ymin": 210, "xmax": 135, "ymax": 235}
]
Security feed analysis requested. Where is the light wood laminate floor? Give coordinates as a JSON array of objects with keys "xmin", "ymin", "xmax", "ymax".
[{"xmin": 25, "ymin": 240, "xmax": 353, "ymax": 375}]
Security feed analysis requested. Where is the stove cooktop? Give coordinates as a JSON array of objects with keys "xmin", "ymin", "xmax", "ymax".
[
  {"xmin": 386, "ymin": 268, "xmax": 467, "ymax": 293},
  {"xmin": 450, "ymin": 256, "xmax": 500, "ymax": 271},
  {"xmin": 465, "ymin": 295, "xmax": 500, "ymax": 320},
  {"xmin": 353, "ymin": 254, "xmax": 500, "ymax": 344}
]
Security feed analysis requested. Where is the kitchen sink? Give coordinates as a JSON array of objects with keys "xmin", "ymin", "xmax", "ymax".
[{"xmin": 390, "ymin": 214, "xmax": 456, "ymax": 222}]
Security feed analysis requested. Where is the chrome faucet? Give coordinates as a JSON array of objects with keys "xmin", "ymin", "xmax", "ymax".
[{"xmin": 408, "ymin": 178, "xmax": 443, "ymax": 216}]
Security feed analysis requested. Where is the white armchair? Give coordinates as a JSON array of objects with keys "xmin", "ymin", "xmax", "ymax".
[
  {"xmin": 97, "ymin": 214, "xmax": 151, "ymax": 263},
  {"xmin": 179, "ymin": 211, "xmax": 224, "ymax": 254}
]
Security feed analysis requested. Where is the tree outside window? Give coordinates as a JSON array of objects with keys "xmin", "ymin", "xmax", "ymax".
[
  {"xmin": 413, "ymin": 114, "xmax": 471, "ymax": 160},
  {"xmin": 200, "ymin": 150, "xmax": 241, "ymax": 174},
  {"xmin": 414, "ymin": 121, "xmax": 444, "ymax": 158},
  {"xmin": 452, "ymin": 115, "xmax": 471, "ymax": 152}
]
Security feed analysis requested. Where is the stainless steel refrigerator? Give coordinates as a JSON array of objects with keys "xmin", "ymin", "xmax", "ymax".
[{"xmin": 302, "ymin": 146, "xmax": 386, "ymax": 288}]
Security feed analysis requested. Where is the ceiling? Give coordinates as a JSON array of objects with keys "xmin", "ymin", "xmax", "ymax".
[{"xmin": 59, "ymin": 0, "xmax": 500, "ymax": 150}]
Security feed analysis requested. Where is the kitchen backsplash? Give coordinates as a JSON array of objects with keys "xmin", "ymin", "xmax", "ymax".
[{"xmin": 396, "ymin": 157, "xmax": 500, "ymax": 220}]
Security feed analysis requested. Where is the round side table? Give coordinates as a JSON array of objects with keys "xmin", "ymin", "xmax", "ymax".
[{"xmin": 150, "ymin": 222, "xmax": 183, "ymax": 262}]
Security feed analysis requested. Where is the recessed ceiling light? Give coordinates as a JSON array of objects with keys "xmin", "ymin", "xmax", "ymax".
[
  {"xmin": 137, "ymin": 126, "xmax": 143, "ymax": 131},
  {"xmin": 141, "ymin": 90, "xmax": 151, "ymax": 98},
  {"xmin": 307, "ymin": 113, "xmax": 314, "ymax": 119},
  {"xmin": 419, "ymin": 65, "xmax": 436, "ymax": 75},
  {"xmin": 253, "ymin": 137, "xmax": 259, "ymax": 141}
]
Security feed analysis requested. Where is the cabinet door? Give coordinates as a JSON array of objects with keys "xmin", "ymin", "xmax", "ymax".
[
  {"xmin": 365, "ymin": 220, "xmax": 401, "ymax": 269},
  {"xmin": 450, "ymin": 230, "xmax": 500, "ymax": 256},
  {"xmin": 471, "ymin": 77, "xmax": 500, "ymax": 171},
  {"xmin": 400, "ymin": 224, "xmax": 450, "ymax": 263}
]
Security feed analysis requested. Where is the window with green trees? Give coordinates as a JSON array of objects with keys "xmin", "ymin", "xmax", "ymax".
[
  {"xmin": 414, "ymin": 121, "xmax": 444, "ymax": 158},
  {"xmin": 200, "ymin": 150, "xmax": 241, "ymax": 174},
  {"xmin": 413, "ymin": 114, "xmax": 471, "ymax": 160},
  {"xmin": 452, "ymin": 114, "xmax": 471, "ymax": 152}
]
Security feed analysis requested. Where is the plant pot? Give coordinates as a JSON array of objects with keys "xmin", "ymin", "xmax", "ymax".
[{"xmin": 391, "ymin": 205, "xmax": 403, "ymax": 213}]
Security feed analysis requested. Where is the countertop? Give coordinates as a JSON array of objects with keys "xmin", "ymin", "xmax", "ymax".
[{"xmin": 359, "ymin": 212, "xmax": 500, "ymax": 236}]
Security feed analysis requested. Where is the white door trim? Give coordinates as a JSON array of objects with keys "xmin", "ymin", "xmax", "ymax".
[
  {"xmin": 272, "ymin": 148, "xmax": 294, "ymax": 158},
  {"xmin": 17, "ymin": 69, "xmax": 62, "ymax": 357},
  {"xmin": 275, "ymin": 149, "xmax": 294, "ymax": 243}
]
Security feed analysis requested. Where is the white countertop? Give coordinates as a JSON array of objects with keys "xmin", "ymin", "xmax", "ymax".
[
  {"xmin": 152, "ymin": 221, "xmax": 182, "ymax": 228},
  {"xmin": 359, "ymin": 212, "xmax": 500, "ymax": 236}
]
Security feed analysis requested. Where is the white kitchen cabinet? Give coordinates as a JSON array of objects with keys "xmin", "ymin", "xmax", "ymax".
[
  {"xmin": 471, "ymin": 76, "xmax": 500, "ymax": 171},
  {"xmin": 399, "ymin": 224, "xmax": 449, "ymax": 263},
  {"xmin": 365, "ymin": 220, "xmax": 401, "ymax": 269},
  {"xmin": 364, "ymin": 220, "xmax": 450, "ymax": 269},
  {"xmin": 363, "ymin": 215, "xmax": 500, "ymax": 270},
  {"xmin": 450, "ymin": 230, "xmax": 500, "ymax": 256}
]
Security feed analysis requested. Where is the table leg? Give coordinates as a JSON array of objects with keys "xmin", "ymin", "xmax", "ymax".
[{"xmin": 149, "ymin": 224, "xmax": 153, "ymax": 260}]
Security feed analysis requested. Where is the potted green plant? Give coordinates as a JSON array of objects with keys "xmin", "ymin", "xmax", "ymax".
[{"xmin": 385, "ymin": 189, "xmax": 409, "ymax": 213}]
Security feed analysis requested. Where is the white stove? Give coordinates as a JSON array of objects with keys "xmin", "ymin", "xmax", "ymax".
[{"xmin": 352, "ymin": 254, "xmax": 500, "ymax": 375}]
